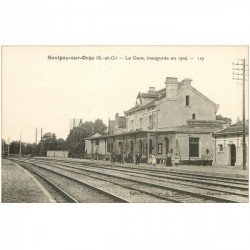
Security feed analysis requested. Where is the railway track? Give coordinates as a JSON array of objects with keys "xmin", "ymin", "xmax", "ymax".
[
  {"xmin": 33, "ymin": 158, "xmax": 249, "ymax": 199},
  {"xmin": 38, "ymin": 157, "xmax": 249, "ymax": 185},
  {"xmin": 11, "ymin": 159, "xmax": 129, "ymax": 203},
  {"xmin": 12, "ymin": 158, "xmax": 248, "ymax": 203},
  {"xmin": 12, "ymin": 159, "xmax": 185, "ymax": 203}
]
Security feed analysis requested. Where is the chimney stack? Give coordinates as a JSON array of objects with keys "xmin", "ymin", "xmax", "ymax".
[
  {"xmin": 148, "ymin": 87, "xmax": 156, "ymax": 94},
  {"xmin": 165, "ymin": 77, "xmax": 179, "ymax": 100},
  {"xmin": 182, "ymin": 78, "xmax": 192, "ymax": 86}
]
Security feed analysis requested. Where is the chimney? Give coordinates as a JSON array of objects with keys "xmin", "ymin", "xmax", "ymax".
[
  {"xmin": 148, "ymin": 87, "xmax": 156, "ymax": 94},
  {"xmin": 165, "ymin": 77, "xmax": 179, "ymax": 100},
  {"xmin": 182, "ymin": 78, "xmax": 192, "ymax": 86}
]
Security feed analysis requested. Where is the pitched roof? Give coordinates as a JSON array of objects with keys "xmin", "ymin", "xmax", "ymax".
[
  {"xmin": 87, "ymin": 132, "xmax": 103, "ymax": 139},
  {"xmin": 125, "ymin": 99, "xmax": 157, "ymax": 114},
  {"xmin": 137, "ymin": 92, "xmax": 158, "ymax": 98},
  {"xmin": 213, "ymin": 122, "xmax": 249, "ymax": 136},
  {"xmin": 125, "ymin": 80, "xmax": 219, "ymax": 115},
  {"xmin": 188, "ymin": 86, "xmax": 219, "ymax": 111}
]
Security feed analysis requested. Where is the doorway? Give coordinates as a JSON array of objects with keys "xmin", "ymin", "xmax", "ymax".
[
  {"xmin": 165, "ymin": 138, "xmax": 169, "ymax": 155},
  {"xmin": 149, "ymin": 139, "xmax": 153, "ymax": 155},
  {"xmin": 230, "ymin": 144, "xmax": 236, "ymax": 166},
  {"xmin": 139, "ymin": 140, "xmax": 142, "ymax": 155}
]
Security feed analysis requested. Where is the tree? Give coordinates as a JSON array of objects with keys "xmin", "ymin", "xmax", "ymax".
[
  {"xmin": 216, "ymin": 114, "xmax": 232, "ymax": 124},
  {"xmin": 93, "ymin": 119, "xmax": 107, "ymax": 134},
  {"xmin": 38, "ymin": 132, "xmax": 66, "ymax": 156},
  {"xmin": 9, "ymin": 141, "xmax": 21, "ymax": 154},
  {"xmin": 9, "ymin": 141, "xmax": 37, "ymax": 156},
  {"xmin": 66, "ymin": 119, "xmax": 107, "ymax": 158}
]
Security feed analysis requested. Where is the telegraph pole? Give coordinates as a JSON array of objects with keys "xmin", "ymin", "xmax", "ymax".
[
  {"xmin": 233, "ymin": 59, "xmax": 248, "ymax": 170},
  {"xmin": 40, "ymin": 128, "xmax": 43, "ymax": 156},
  {"xmin": 35, "ymin": 127, "xmax": 37, "ymax": 156},
  {"xmin": 7, "ymin": 137, "xmax": 10, "ymax": 156},
  {"xmin": 19, "ymin": 133, "xmax": 22, "ymax": 156}
]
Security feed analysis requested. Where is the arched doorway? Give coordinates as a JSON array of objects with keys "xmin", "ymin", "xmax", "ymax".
[
  {"xmin": 130, "ymin": 141, "xmax": 134, "ymax": 154},
  {"xmin": 165, "ymin": 138, "xmax": 169, "ymax": 155},
  {"xmin": 139, "ymin": 140, "xmax": 142, "ymax": 155},
  {"xmin": 129, "ymin": 141, "xmax": 134, "ymax": 162},
  {"xmin": 118, "ymin": 141, "xmax": 123, "ymax": 154},
  {"xmin": 230, "ymin": 144, "xmax": 236, "ymax": 166},
  {"xmin": 149, "ymin": 139, "xmax": 153, "ymax": 155}
]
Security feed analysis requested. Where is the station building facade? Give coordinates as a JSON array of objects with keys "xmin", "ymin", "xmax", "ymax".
[{"xmin": 85, "ymin": 76, "xmax": 225, "ymax": 164}]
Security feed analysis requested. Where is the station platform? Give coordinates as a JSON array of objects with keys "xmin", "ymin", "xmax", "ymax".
[
  {"xmin": 37, "ymin": 157, "xmax": 249, "ymax": 179},
  {"xmin": 91, "ymin": 160, "xmax": 249, "ymax": 179},
  {"xmin": 1, "ymin": 159, "xmax": 55, "ymax": 203}
]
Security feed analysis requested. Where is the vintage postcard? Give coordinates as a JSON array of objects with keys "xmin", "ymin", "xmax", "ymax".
[{"xmin": 1, "ymin": 46, "xmax": 249, "ymax": 203}]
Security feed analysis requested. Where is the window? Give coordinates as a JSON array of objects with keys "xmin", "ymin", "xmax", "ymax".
[
  {"xmin": 139, "ymin": 117, "xmax": 142, "ymax": 128},
  {"xmin": 143, "ymin": 144, "xmax": 147, "ymax": 156},
  {"xmin": 95, "ymin": 139, "xmax": 99, "ymax": 145},
  {"xmin": 131, "ymin": 120, "xmax": 134, "ymax": 130},
  {"xmin": 149, "ymin": 115, "xmax": 153, "ymax": 126},
  {"xmin": 158, "ymin": 143, "xmax": 163, "ymax": 155},
  {"xmin": 186, "ymin": 95, "xmax": 190, "ymax": 106},
  {"xmin": 192, "ymin": 113, "xmax": 196, "ymax": 119},
  {"xmin": 107, "ymin": 141, "xmax": 113, "ymax": 153},
  {"xmin": 189, "ymin": 138, "xmax": 199, "ymax": 157},
  {"xmin": 218, "ymin": 144, "xmax": 223, "ymax": 152}
]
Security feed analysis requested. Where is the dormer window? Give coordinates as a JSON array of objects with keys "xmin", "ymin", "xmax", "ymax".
[
  {"xmin": 186, "ymin": 95, "xmax": 190, "ymax": 106},
  {"xmin": 131, "ymin": 120, "xmax": 134, "ymax": 130}
]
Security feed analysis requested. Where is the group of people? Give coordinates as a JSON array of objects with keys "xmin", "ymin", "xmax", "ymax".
[
  {"xmin": 111, "ymin": 152, "xmax": 142, "ymax": 165},
  {"xmin": 110, "ymin": 150, "xmax": 177, "ymax": 167},
  {"xmin": 148, "ymin": 151, "xmax": 175, "ymax": 166},
  {"xmin": 111, "ymin": 152, "xmax": 124, "ymax": 164}
]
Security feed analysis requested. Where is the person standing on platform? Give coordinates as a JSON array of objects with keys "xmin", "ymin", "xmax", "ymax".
[
  {"xmin": 135, "ymin": 152, "xmax": 139, "ymax": 165},
  {"xmin": 152, "ymin": 154, "xmax": 157, "ymax": 166},
  {"xmin": 136, "ymin": 153, "xmax": 141, "ymax": 165},
  {"xmin": 166, "ymin": 151, "xmax": 172, "ymax": 166},
  {"xmin": 112, "ymin": 152, "xmax": 116, "ymax": 166},
  {"xmin": 174, "ymin": 154, "xmax": 179, "ymax": 166},
  {"xmin": 138, "ymin": 153, "xmax": 141, "ymax": 165}
]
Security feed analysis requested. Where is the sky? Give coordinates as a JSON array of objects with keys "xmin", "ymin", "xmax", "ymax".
[{"xmin": 2, "ymin": 46, "xmax": 248, "ymax": 143}]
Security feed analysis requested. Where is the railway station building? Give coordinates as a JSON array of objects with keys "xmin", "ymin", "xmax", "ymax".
[{"xmin": 85, "ymin": 76, "xmax": 226, "ymax": 165}]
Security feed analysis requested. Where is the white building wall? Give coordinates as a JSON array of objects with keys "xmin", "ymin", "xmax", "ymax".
[
  {"xmin": 47, "ymin": 150, "xmax": 69, "ymax": 158},
  {"xmin": 214, "ymin": 135, "xmax": 248, "ymax": 166},
  {"xmin": 158, "ymin": 88, "xmax": 216, "ymax": 129},
  {"xmin": 126, "ymin": 86, "xmax": 217, "ymax": 132}
]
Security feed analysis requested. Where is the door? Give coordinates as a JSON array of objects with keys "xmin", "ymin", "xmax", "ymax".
[
  {"xmin": 139, "ymin": 140, "xmax": 142, "ymax": 155},
  {"xmin": 230, "ymin": 144, "xmax": 236, "ymax": 166},
  {"xmin": 165, "ymin": 138, "xmax": 169, "ymax": 155},
  {"xmin": 149, "ymin": 139, "xmax": 153, "ymax": 155}
]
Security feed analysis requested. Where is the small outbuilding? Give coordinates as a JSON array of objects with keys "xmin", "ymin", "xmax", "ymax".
[
  {"xmin": 213, "ymin": 122, "xmax": 248, "ymax": 167},
  {"xmin": 47, "ymin": 150, "xmax": 69, "ymax": 158}
]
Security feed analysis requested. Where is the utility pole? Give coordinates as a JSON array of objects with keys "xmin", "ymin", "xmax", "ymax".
[
  {"xmin": 19, "ymin": 133, "xmax": 22, "ymax": 156},
  {"xmin": 7, "ymin": 137, "xmax": 10, "ymax": 156},
  {"xmin": 233, "ymin": 58, "xmax": 248, "ymax": 170},
  {"xmin": 35, "ymin": 127, "xmax": 37, "ymax": 156},
  {"xmin": 40, "ymin": 128, "xmax": 43, "ymax": 156},
  {"xmin": 41, "ymin": 128, "xmax": 43, "ymax": 140}
]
